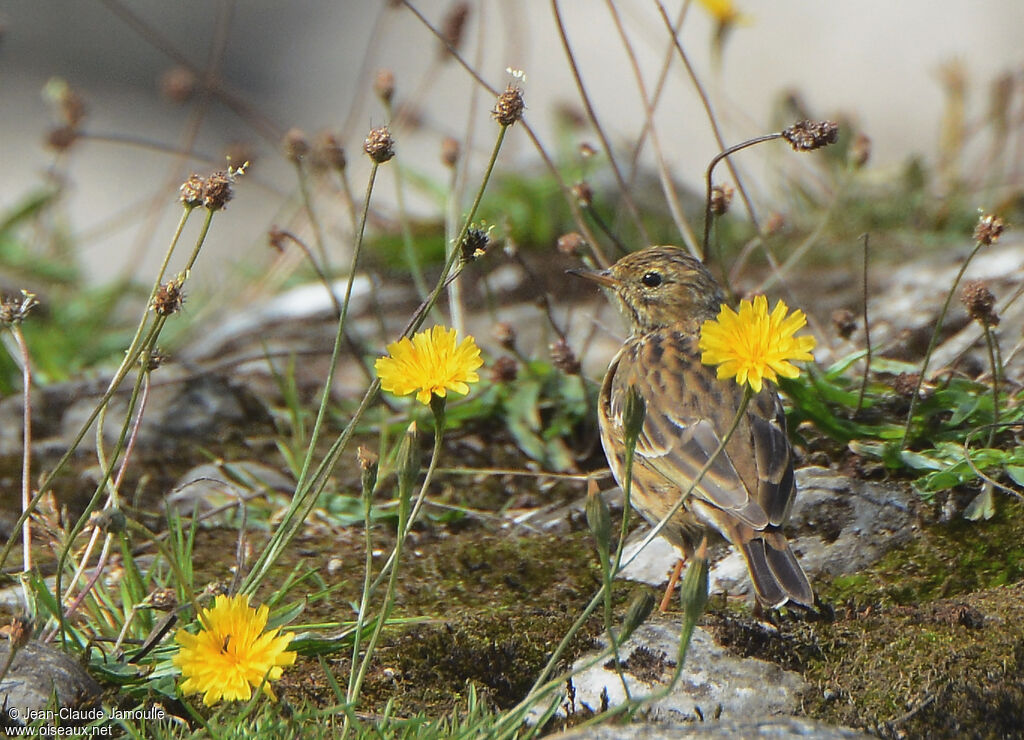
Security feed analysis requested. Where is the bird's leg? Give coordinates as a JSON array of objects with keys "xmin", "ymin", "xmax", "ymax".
[{"xmin": 659, "ymin": 557, "xmax": 686, "ymax": 612}]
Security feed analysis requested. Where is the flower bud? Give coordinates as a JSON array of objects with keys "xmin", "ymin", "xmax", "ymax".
[
  {"xmin": 620, "ymin": 590, "xmax": 656, "ymax": 642},
  {"xmin": 623, "ymin": 386, "xmax": 646, "ymax": 453},
  {"xmin": 585, "ymin": 486, "xmax": 611, "ymax": 555}
]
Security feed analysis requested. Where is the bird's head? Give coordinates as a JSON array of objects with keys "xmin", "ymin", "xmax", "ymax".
[{"xmin": 570, "ymin": 246, "xmax": 724, "ymax": 332}]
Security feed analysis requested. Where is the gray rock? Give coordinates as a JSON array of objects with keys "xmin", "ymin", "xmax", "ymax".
[
  {"xmin": 166, "ymin": 460, "xmax": 295, "ymax": 521},
  {"xmin": 617, "ymin": 467, "xmax": 916, "ymax": 603},
  {"xmin": 550, "ymin": 716, "xmax": 871, "ymax": 739},
  {"xmin": 556, "ymin": 620, "xmax": 803, "ymax": 724},
  {"xmin": 0, "ymin": 641, "xmax": 101, "ymax": 727}
]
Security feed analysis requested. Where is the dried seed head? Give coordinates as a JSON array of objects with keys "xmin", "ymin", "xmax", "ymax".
[
  {"xmin": 440, "ymin": 2, "xmax": 471, "ymax": 57},
  {"xmin": 891, "ymin": 372, "xmax": 922, "ymax": 398},
  {"xmin": 492, "ymin": 85, "xmax": 525, "ymax": 127},
  {"xmin": 6, "ymin": 615, "xmax": 32, "ymax": 650},
  {"xmin": 973, "ymin": 213, "xmax": 1005, "ymax": 246},
  {"xmin": 782, "ymin": 119, "xmax": 839, "ymax": 151},
  {"xmin": 43, "ymin": 77, "xmax": 86, "ymax": 127},
  {"xmin": 313, "ymin": 130, "xmax": 346, "ymax": 171},
  {"xmin": 961, "ymin": 280, "xmax": 1000, "ymax": 327},
  {"xmin": 0, "ymin": 291, "xmax": 38, "ymax": 325},
  {"xmin": 374, "ymin": 68, "xmax": 396, "ymax": 104},
  {"xmin": 57, "ymin": 87, "xmax": 87, "ymax": 128},
  {"xmin": 831, "ymin": 308, "xmax": 858, "ymax": 340},
  {"xmin": 762, "ymin": 212, "xmax": 786, "ymax": 237},
  {"xmin": 573, "ymin": 181, "xmax": 593, "ymax": 207},
  {"xmin": 556, "ymin": 232, "xmax": 587, "ymax": 257},
  {"xmin": 202, "ymin": 170, "xmax": 234, "ymax": 210},
  {"xmin": 492, "ymin": 322, "xmax": 517, "ymax": 350},
  {"xmin": 357, "ymin": 445, "xmax": 379, "ymax": 496},
  {"xmin": 88, "ymin": 507, "xmax": 126, "ymax": 534},
  {"xmin": 709, "ymin": 183, "xmax": 734, "ymax": 216},
  {"xmin": 152, "ymin": 277, "xmax": 185, "ymax": 316},
  {"xmin": 490, "ymin": 355, "xmax": 518, "ymax": 383},
  {"xmin": 848, "ymin": 133, "xmax": 871, "ymax": 169},
  {"xmin": 160, "ymin": 66, "xmax": 197, "ymax": 104},
  {"xmin": 179, "ymin": 173, "xmax": 205, "ymax": 207},
  {"xmin": 357, "ymin": 445, "xmax": 379, "ymax": 472},
  {"xmin": 268, "ymin": 226, "xmax": 288, "ymax": 252},
  {"xmin": 203, "ymin": 581, "xmax": 230, "ymax": 597},
  {"xmin": 45, "ymin": 125, "xmax": 78, "ymax": 152},
  {"xmin": 460, "ymin": 225, "xmax": 491, "ymax": 260},
  {"xmin": 441, "ymin": 136, "xmax": 460, "ymax": 168},
  {"xmin": 282, "ymin": 127, "xmax": 310, "ymax": 163},
  {"xmin": 364, "ymin": 126, "xmax": 395, "ymax": 163},
  {"xmin": 143, "ymin": 348, "xmax": 169, "ymax": 372},
  {"xmin": 555, "ymin": 102, "xmax": 587, "ymax": 129},
  {"xmin": 146, "ymin": 588, "xmax": 178, "ymax": 612},
  {"xmin": 550, "ymin": 338, "xmax": 580, "ymax": 375}
]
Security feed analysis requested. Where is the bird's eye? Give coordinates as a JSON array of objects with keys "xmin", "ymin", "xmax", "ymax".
[{"xmin": 641, "ymin": 271, "xmax": 662, "ymax": 287}]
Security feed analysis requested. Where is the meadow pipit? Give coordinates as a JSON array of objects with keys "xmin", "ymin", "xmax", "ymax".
[{"xmin": 573, "ymin": 246, "xmax": 814, "ymax": 609}]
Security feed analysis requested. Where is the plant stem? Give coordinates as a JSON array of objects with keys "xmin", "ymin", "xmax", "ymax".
[{"xmin": 901, "ymin": 239, "xmax": 985, "ymax": 449}]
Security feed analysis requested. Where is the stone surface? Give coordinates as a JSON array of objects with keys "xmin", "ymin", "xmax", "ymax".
[
  {"xmin": 166, "ymin": 460, "xmax": 295, "ymax": 520},
  {"xmin": 0, "ymin": 641, "xmax": 101, "ymax": 727},
  {"xmin": 550, "ymin": 716, "xmax": 871, "ymax": 739},
  {"xmin": 616, "ymin": 467, "xmax": 916, "ymax": 603},
  {"xmin": 558, "ymin": 620, "xmax": 803, "ymax": 724}
]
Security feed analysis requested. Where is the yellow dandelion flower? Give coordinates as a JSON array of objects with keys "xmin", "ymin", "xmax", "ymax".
[
  {"xmin": 173, "ymin": 594, "xmax": 296, "ymax": 706},
  {"xmin": 696, "ymin": 0, "xmax": 751, "ymax": 25},
  {"xmin": 375, "ymin": 326, "xmax": 483, "ymax": 405},
  {"xmin": 698, "ymin": 295, "xmax": 816, "ymax": 393}
]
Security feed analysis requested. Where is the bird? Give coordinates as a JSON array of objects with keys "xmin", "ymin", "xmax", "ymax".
[{"xmin": 571, "ymin": 245, "xmax": 814, "ymax": 610}]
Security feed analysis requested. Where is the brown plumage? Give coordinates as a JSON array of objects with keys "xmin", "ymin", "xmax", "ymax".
[{"xmin": 573, "ymin": 246, "xmax": 813, "ymax": 608}]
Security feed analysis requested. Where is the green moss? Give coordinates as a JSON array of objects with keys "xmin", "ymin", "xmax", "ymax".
[
  {"xmin": 270, "ymin": 525, "xmax": 618, "ymax": 717},
  {"xmin": 704, "ymin": 500, "xmax": 1024, "ymax": 737},
  {"xmin": 822, "ymin": 500, "xmax": 1024, "ymax": 607}
]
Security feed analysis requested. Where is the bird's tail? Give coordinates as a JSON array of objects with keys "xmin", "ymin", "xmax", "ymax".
[{"xmin": 739, "ymin": 529, "xmax": 814, "ymax": 609}]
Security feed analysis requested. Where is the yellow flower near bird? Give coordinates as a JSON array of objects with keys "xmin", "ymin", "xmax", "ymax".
[
  {"xmin": 698, "ymin": 295, "xmax": 816, "ymax": 393},
  {"xmin": 375, "ymin": 326, "xmax": 483, "ymax": 405},
  {"xmin": 173, "ymin": 593, "xmax": 296, "ymax": 706}
]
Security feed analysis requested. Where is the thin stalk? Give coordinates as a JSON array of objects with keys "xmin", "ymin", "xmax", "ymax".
[
  {"xmin": 400, "ymin": 0, "xmax": 609, "ymax": 266},
  {"xmin": 96, "ymin": 207, "xmax": 214, "ymax": 496},
  {"xmin": 296, "ymin": 163, "xmax": 380, "ymax": 489},
  {"xmin": 242, "ymin": 162, "xmax": 383, "ymax": 594},
  {"xmin": 347, "ymin": 408, "xmax": 445, "ymax": 714},
  {"xmin": 391, "ymin": 158, "xmax": 431, "ymax": 302},
  {"xmin": 0, "ymin": 316, "xmax": 163, "ymax": 574},
  {"xmin": 855, "ymin": 234, "xmax": 873, "ymax": 415},
  {"xmin": 605, "ymin": 0, "xmax": 699, "ymax": 256},
  {"xmin": 656, "ymin": 2, "xmax": 761, "ymax": 239},
  {"xmin": 982, "ymin": 325, "xmax": 1001, "ymax": 448},
  {"xmin": 552, "ymin": 0, "xmax": 649, "ymax": 245},
  {"xmin": 62, "ymin": 372, "xmax": 152, "ymax": 603},
  {"xmin": 293, "ymin": 160, "xmax": 331, "ymax": 275},
  {"xmin": 11, "ymin": 326, "xmax": 33, "ymax": 581},
  {"xmin": 701, "ymin": 134, "xmax": 782, "ymax": 261},
  {"xmin": 901, "ymin": 239, "xmax": 985, "ymax": 449}
]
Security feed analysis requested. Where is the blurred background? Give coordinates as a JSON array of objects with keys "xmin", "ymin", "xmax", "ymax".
[{"xmin": 2, "ymin": 0, "xmax": 1024, "ymax": 286}]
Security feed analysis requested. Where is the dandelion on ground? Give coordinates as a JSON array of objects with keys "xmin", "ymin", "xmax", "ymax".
[
  {"xmin": 698, "ymin": 295, "xmax": 816, "ymax": 392},
  {"xmin": 375, "ymin": 326, "xmax": 482, "ymax": 405},
  {"xmin": 173, "ymin": 593, "xmax": 296, "ymax": 706}
]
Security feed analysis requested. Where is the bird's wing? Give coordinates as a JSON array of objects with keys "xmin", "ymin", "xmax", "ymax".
[
  {"xmin": 608, "ymin": 330, "xmax": 796, "ymax": 531},
  {"xmin": 747, "ymin": 391, "xmax": 797, "ymax": 526}
]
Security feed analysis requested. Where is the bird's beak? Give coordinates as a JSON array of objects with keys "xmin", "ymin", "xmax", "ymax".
[{"xmin": 567, "ymin": 267, "xmax": 620, "ymax": 288}]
